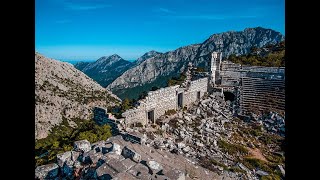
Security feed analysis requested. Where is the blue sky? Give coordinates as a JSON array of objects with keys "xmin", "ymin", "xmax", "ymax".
[{"xmin": 36, "ymin": 0, "xmax": 285, "ymax": 61}]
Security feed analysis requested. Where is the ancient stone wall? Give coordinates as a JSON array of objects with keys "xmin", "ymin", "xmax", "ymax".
[
  {"xmin": 122, "ymin": 78, "xmax": 208, "ymax": 126},
  {"xmin": 184, "ymin": 77, "xmax": 208, "ymax": 107},
  {"xmin": 144, "ymin": 85, "xmax": 180, "ymax": 122},
  {"xmin": 122, "ymin": 104, "xmax": 147, "ymax": 126}
]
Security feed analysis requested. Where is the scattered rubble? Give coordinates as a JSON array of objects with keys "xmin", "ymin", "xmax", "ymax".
[
  {"xmin": 139, "ymin": 91, "xmax": 284, "ymax": 179},
  {"xmin": 35, "ymin": 90, "xmax": 285, "ymax": 179},
  {"xmin": 35, "ymin": 135, "xmax": 227, "ymax": 179}
]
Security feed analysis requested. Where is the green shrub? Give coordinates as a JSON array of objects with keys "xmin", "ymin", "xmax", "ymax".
[
  {"xmin": 228, "ymin": 167, "xmax": 246, "ymax": 174},
  {"xmin": 165, "ymin": 109, "xmax": 176, "ymax": 115},
  {"xmin": 261, "ymin": 174, "xmax": 281, "ymax": 180},
  {"xmin": 194, "ymin": 67, "xmax": 205, "ymax": 72},
  {"xmin": 35, "ymin": 118, "xmax": 112, "ymax": 167},
  {"xmin": 241, "ymin": 158, "xmax": 272, "ymax": 173},
  {"xmin": 77, "ymin": 131, "xmax": 98, "ymax": 143},
  {"xmin": 228, "ymin": 41, "xmax": 285, "ymax": 67},
  {"xmin": 217, "ymin": 140, "xmax": 248, "ymax": 155},
  {"xmin": 135, "ymin": 122, "xmax": 144, "ymax": 127}
]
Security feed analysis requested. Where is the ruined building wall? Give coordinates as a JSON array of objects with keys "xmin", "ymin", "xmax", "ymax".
[
  {"xmin": 144, "ymin": 85, "xmax": 180, "ymax": 122},
  {"xmin": 122, "ymin": 85, "xmax": 180, "ymax": 126},
  {"xmin": 122, "ymin": 104, "xmax": 147, "ymax": 126},
  {"xmin": 184, "ymin": 77, "xmax": 208, "ymax": 107},
  {"xmin": 122, "ymin": 77, "xmax": 209, "ymax": 126}
]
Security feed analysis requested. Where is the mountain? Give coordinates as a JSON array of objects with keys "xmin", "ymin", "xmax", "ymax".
[
  {"xmin": 35, "ymin": 53, "xmax": 121, "ymax": 139},
  {"xmin": 73, "ymin": 61, "xmax": 90, "ymax": 71},
  {"xmin": 134, "ymin": 50, "xmax": 162, "ymax": 65},
  {"xmin": 228, "ymin": 40, "xmax": 285, "ymax": 67},
  {"xmin": 74, "ymin": 54, "xmax": 133, "ymax": 87},
  {"xmin": 107, "ymin": 27, "xmax": 285, "ymax": 100}
]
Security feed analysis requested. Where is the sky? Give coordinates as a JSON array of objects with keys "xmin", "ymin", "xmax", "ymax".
[{"xmin": 35, "ymin": 0, "xmax": 285, "ymax": 61}]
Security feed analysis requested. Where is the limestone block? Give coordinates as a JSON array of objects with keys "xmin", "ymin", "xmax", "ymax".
[
  {"xmin": 73, "ymin": 139, "xmax": 91, "ymax": 153},
  {"xmin": 35, "ymin": 163, "xmax": 59, "ymax": 179}
]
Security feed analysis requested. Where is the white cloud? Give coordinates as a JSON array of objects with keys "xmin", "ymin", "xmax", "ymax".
[{"xmin": 63, "ymin": 1, "xmax": 111, "ymax": 11}]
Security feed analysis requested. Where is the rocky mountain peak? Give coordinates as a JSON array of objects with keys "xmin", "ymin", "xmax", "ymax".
[
  {"xmin": 135, "ymin": 50, "xmax": 163, "ymax": 65},
  {"xmin": 74, "ymin": 54, "xmax": 134, "ymax": 88},
  {"xmin": 96, "ymin": 54, "xmax": 123, "ymax": 63},
  {"xmin": 107, "ymin": 27, "xmax": 285, "ymax": 99}
]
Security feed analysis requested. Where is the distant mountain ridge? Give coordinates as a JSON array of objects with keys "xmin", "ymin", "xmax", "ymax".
[
  {"xmin": 74, "ymin": 54, "xmax": 134, "ymax": 87},
  {"xmin": 107, "ymin": 27, "xmax": 285, "ymax": 99}
]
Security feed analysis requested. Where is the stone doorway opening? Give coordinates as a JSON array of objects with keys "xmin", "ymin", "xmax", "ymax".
[
  {"xmin": 147, "ymin": 110, "xmax": 155, "ymax": 124},
  {"xmin": 223, "ymin": 91, "xmax": 235, "ymax": 101},
  {"xmin": 197, "ymin": 91, "xmax": 201, "ymax": 100},
  {"xmin": 178, "ymin": 93, "xmax": 183, "ymax": 108}
]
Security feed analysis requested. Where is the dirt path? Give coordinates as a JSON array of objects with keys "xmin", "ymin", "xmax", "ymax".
[{"xmin": 247, "ymin": 148, "xmax": 268, "ymax": 162}]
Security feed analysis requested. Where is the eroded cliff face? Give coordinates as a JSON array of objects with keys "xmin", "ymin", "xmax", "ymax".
[
  {"xmin": 35, "ymin": 53, "xmax": 120, "ymax": 139},
  {"xmin": 107, "ymin": 27, "xmax": 284, "ymax": 99}
]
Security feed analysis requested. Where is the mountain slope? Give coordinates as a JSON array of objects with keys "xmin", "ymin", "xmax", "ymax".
[
  {"xmin": 74, "ymin": 61, "xmax": 90, "ymax": 71},
  {"xmin": 74, "ymin": 54, "xmax": 133, "ymax": 87},
  {"xmin": 35, "ymin": 53, "xmax": 121, "ymax": 139},
  {"xmin": 107, "ymin": 27, "xmax": 285, "ymax": 99},
  {"xmin": 134, "ymin": 50, "xmax": 162, "ymax": 66}
]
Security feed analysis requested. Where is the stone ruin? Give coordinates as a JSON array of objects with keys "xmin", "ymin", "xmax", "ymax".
[
  {"xmin": 35, "ymin": 135, "xmax": 228, "ymax": 180},
  {"xmin": 122, "ymin": 51, "xmax": 285, "ymax": 127},
  {"xmin": 122, "ymin": 62, "xmax": 209, "ymax": 127}
]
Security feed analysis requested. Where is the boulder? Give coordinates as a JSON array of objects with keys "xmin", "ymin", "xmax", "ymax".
[
  {"xmin": 182, "ymin": 146, "xmax": 191, "ymax": 153},
  {"xmin": 56, "ymin": 151, "xmax": 72, "ymax": 167},
  {"xmin": 95, "ymin": 163, "xmax": 118, "ymax": 179},
  {"xmin": 82, "ymin": 150, "xmax": 103, "ymax": 164},
  {"xmin": 129, "ymin": 163, "xmax": 150, "ymax": 179},
  {"xmin": 61, "ymin": 164, "xmax": 74, "ymax": 178},
  {"xmin": 165, "ymin": 168, "xmax": 185, "ymax": 180},
  {"xmin": 147, "ymin": 160, "xmax": 163, "ymax": 174},
  {"xmin": 35, "ymin": 163, "xmax": 59, "ymax": 179},
  {"xmin": 177, "ymin": 142, "xmax": 186, "ymax": 149},
  {"xmin": 196, "ymin": 108, "xmax": 201, "ymax": 115},
  {"xmin": 71, "ymin": 151, "xmax": 80, "ymax": 161},
  {"xmin": 112, "ymin": 143, "xmax": 122, "ymax": 155},
  {"xmin": 122, "ymin": 158, "xmax": 137, "ymax": 171},
  {"xmin": 277, "ymin": 165, "xmax": 285, "ymax": 177},
  {"xmin": 81, "ymin": 167, "xmax": 96, "ymax": 179},
  {"xmin": 74, "ymin": 140, "xmax": 91, "ymax": 153},
  {"xmin": 121, "ymin": 146, "xmax": 141, "ymax": 163},
  {"xmin": 256, "ymin": 170, "xmax": 269, "ymax": 176},
  {"xmin": 196, "ymin": 142, "xmax": 204, "ymax": 147},
  {"xmin": 113, "ymin": 172, "xmax": 138, "ymax": 180},
  {"xmin": 105, "ymin": 152, "xmax": 125, "ymax": 161},
  {"xmin": 92, "ymin": 141, "xmax": 112, "ymax": 154},
  {"xmin": 107, "ymin": 159, "xmax": 127, "ymax": 173},
  {"xmin": 184, "ymin": 116, "xmax": 191, "ymax": 121}
]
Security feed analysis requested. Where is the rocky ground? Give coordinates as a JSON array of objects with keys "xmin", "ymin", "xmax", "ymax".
[
  {"xmin": 36, "ymin": 135, "xmax": 235, "ymax": 180},
  {"xmin": 130, "ymin": 92, "xmax": 285, "ymax": 179},
  {"xmin": 35, "ymin": 90, "xmax": 285, "ymax": 179}
]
